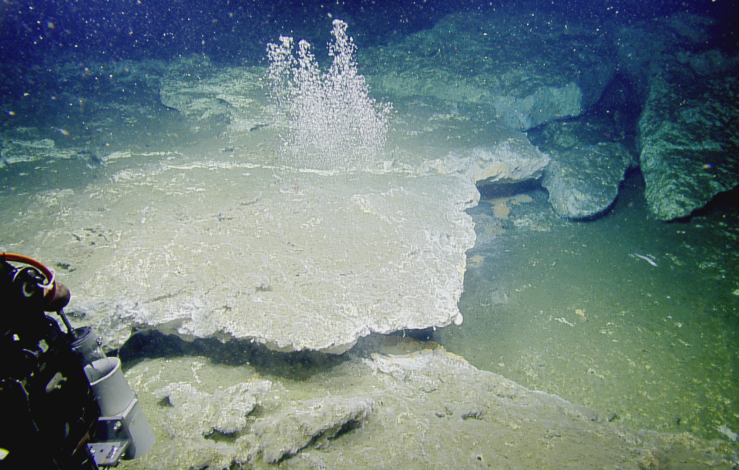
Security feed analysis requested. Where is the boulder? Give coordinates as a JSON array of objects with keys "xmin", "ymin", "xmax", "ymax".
[
  {"xmin": 542, "ymin": 142, "xmax": 636, "ymax": 219},
  {"xmin": 638, "ymin": 57, "xmax": 739, "ymax": 220}
]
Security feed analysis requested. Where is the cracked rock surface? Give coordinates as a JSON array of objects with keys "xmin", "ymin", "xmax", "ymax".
[{"xmin": 120, "ymin": 341, "xmax": 736, "ymax": 469}]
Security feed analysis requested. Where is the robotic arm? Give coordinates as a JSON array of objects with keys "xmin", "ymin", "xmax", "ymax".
[{"xmin": 0, "ymin": 253, "xmax": 154, "ymax": 469}]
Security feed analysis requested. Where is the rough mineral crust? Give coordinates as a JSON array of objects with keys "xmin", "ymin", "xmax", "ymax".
[
  {"xmin": 0, "ymin": 136, "xmax": 78, "ymax": 167},
  {"xmin": 13, "ymin": 153, "xmax": 477, "ymax": 353},
  {"xmin": 159, "ymin": 55, "xmax": 270, "ymax": 136},
  {"xmin": 421, "ymin": 134, "xmax": 550, "ymax": 187},
  {"xmin": 638, "ymin": 58, "xmax": 739, "ymax": 220},
  {"xmin": 542, "ymin": 142, "xmax": 636, "ymax": 219},
  {"xmin": 154, "ymin": 380, "xmax": 272, "ymax": 438},
  {"xmin": 120, "ymin": 345, "xmax": 737, "ymax": 469},
  {"xmin": 254, "ymin": 396, "xmax": 374, "ymax": 463}
]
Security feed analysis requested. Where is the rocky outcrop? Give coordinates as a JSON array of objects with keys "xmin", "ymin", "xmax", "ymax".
[
  {"xmin": 362, "ymin": 8, "xmax": 615, "ymax": 131},
  {"xmin": 638, "ymin": 57, "xmax": 739, "ymax": 220},
  {"xmin": 527, "ymin": 12, "xmax": 736, "ymax": 221},
  {"xmin": 608, "ymin": 12, "xmax": 739, "ymax": 220},
  {"xmin": 614, "ymin": 13, "xmax": 717, "ymax": 104}
]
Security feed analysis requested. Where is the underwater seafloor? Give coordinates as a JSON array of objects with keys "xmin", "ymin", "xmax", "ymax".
[
  {"xmin": 1, "ymin": 71, "xmax": 738, "ymax": 466},
  {"xmin": 439, "ymin": 168, "xmax": 739, "ymax": 439},
  {"xmin": 2, "ymin": 7, "xmax": 739, "ymax": 469}
]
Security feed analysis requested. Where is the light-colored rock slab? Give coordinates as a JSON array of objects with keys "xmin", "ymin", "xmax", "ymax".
[
  {"xmin": 120, "ymin": 345, "xmax": 737, "ymax": 469},
  {"xmin": 442, "ymin": 138, "xmax": 550, "ymax": 187},
  {"xmin": 159, "ymin": 56, "xmax": 270, "ymax": 136},
  {"xmin": 0, "ymin": 137, "xmax": 77, "ymax": 167},
  {"xmin": 14, "ymin": 155, "xmax": 477, "ymax": 353}
]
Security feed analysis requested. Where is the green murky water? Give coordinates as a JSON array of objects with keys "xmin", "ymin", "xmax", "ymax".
[{"xmin": 437, "ymin": 171, "xmax": 739, "ymax": 441}]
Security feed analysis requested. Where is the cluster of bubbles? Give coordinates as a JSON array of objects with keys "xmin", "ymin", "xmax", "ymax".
[{"xmin": 267, "ymin": 20, "xmax": 392, "ymax": 172}]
